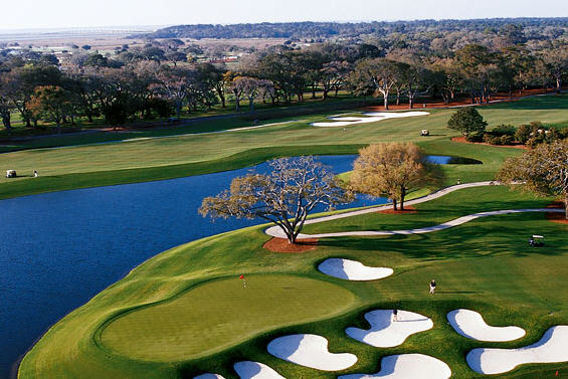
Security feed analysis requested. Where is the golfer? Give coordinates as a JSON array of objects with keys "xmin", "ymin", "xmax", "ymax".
[
  {"xmin": 429, "ymin": 279, "xmax": 437, "ymax": 294},
  {"xmin": 392, "ymin": 308, "xmax": 398, "ymax": 322}
]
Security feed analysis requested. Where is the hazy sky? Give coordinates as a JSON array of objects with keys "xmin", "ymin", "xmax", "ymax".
[{"xmin": 2, "ymin": 0, "xmax": 568, "ymax": 30}]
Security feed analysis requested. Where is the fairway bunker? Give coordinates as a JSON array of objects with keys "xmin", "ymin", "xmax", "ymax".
[
  {"xmin": 267, "ymin": 334, "xmax": 357, "ymax": 371},
  {"xmin": 311, "ymin": 111, "xmax": 429, "ymax": 127},
  {"xmin": 467, "ymin": 326, "xmax": 568, "ymax": 375},
  {"xmin": 346, "ymin": 309, "xmax": 433, "ymax": 348},
  {"xmin": 318, "ymin": 258, "xmax": 393, "ymax": 281},
  {"xmin": 338, "ymin": 353, "xmax": 452, "ymax": 379},
  {"xmin": 447, "ymin": 309, "xmax": 525, "ymax": 342},
  {"xmin": 233, "ymin": 361, "xmax": 284, "ymax": 379}
]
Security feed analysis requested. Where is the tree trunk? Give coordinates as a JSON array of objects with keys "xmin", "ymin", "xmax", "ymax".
[
  {"xmin": 400, "ymin": 187, "xmax": 406, "ymax": 211},
  {"xmin": 565, "ymin": 195, "xmax": 568, "ymax": 220},
  {"xmin": 384, "ymin": 95, "xmax": 389, "ymax": 110},
  {"xmin": 392, "ymin": 198, "xmax": 397, "ymax": 211}
]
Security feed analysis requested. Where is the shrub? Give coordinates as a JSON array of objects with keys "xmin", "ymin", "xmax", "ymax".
[
  {"xmin": 500, "ymin": 135, "xmax": 514, "ymax": 145},
  {"xmin": 515, "ymin": 124, "xmax": 532, "ymax": 144},
  {"xmin": 466, "ymin": 133, "xmax": 484, "ymax": 142},
  {"xmin": 492, "ymin": 124, "xmax": 516, "ymax": 136}
]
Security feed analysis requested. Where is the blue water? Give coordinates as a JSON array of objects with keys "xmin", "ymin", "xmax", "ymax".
[
  {"xmin": 0, "ymin": 155, "xmax": 386, "ymax": 377},
  {"xmin": 0, "ymin": 154, "xmax": 468, "ymax": 377}
]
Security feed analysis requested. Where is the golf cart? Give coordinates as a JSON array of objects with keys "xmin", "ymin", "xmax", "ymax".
[{"xmin": 528, "ymin": 235, "xmax": 544, "ymax": 247}]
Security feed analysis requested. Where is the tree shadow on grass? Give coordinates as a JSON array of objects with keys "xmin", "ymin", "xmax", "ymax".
[{"xmin": 318, "ymin": 215, "xmax": 566, "ymax": 260}]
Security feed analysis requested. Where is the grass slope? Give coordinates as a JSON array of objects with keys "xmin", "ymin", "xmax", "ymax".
[{"xmin": 19, "ymin": 185, "xmax": 568, "ymax": 378}]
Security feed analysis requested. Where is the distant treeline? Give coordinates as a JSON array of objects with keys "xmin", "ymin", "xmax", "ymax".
[{"xmin": 141, "ymin": 18, "xmax": 568, "ymax": 40}]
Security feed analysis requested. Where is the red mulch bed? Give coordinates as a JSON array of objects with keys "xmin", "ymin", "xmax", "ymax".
[
  {"xmin": 263, "ymin": 237, "xmax": 319, "ymax": 253},
  {"xmin": 546, "ymin": 202, "xmax": 568, "ymax": 224},
  {"xmin": 378, "ymin": 205, "xmax": 417, "ymax": 214},
  {"xmin": 451, "ymin": 136, "xmax": 527, "ymax": 149}
]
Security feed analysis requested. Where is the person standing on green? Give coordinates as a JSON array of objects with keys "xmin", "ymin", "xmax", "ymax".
[{"xmin": 429, "ymin": 279, "xmax": 437, "ymax": 294}]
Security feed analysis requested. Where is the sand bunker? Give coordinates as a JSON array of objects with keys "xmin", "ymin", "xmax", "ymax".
[
  {"xmin": 346, "ymin": 310, "xmax": 433, "ymax": 348},
  {"xmin": 339, "ymin": 353, "xmax": 451, "ymax": 379},
  {"xmin": 318, "ymin": 258, "xmax": 393, "ymax": 281},
  {"xmin": 233, "ymin": 361, "xmax": 285, "ymax": 379},
  {"xmin": 194, "ymin": 374, "xmax": 225, "ymax": 379},
  {"xmin": 267, "ymin": 334, "xmax": 357, "ymax": 371},
  {"xmin": 447, "ymin": 309, "xmax": 526, "ymax": 342},
  {"xmin": 311, "ymin": 111, "xmax": 428, "ymax": 127},
  {"xmin": 467, "ymin": 325, "xmax": 568, "ymax": 375}
]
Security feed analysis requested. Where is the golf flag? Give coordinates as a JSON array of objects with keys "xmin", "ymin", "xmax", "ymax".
[
  {"xmin": 239, "ymin": 274, "xmax": 244, "ymax": 279},
  {"xmin": 556, "ymin": 370, "xmax": 559, "ymax": 376}
]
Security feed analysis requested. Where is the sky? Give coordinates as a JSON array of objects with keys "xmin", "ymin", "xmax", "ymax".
[{"xmin": 2, "ymin": 0, "xmax": 568, "ymax": 30}]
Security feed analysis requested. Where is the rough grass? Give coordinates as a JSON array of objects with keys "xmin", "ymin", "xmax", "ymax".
[{"xmin": 19, "ymin": 185, "xmax": 568, "ymax": 378}]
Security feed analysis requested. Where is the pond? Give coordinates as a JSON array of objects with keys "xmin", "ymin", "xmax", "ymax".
[{"xmin": 0, "ymin": 154, "xmax": 474, "ymax": 376}]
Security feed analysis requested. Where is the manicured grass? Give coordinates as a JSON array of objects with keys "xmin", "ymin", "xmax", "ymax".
[
  {"xmin": 2, "ymin": 94, "xmax": 567, "ymax": 199},
  {"xmin": 19, "ymin": 185, "xmax": 568, "ymax": 378},
  {"xmin": 99, "ymin": 274, "xmax": 356, "ymax": 362},
  {"xmin": 0, "ymin": 95, "xmax": 374, "ymax": 151},
  {"xmin": 302, "ymin": 186, "xmax": 549, "ymax": 234}
]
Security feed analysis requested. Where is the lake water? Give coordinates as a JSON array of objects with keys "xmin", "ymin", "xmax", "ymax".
[{"xmin": 0, "ymin": 154, "xmax": 467, "ymax": 377}]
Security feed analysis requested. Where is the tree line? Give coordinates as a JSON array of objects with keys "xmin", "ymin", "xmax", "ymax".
[{"xmin": 0, "ymin": 26, "xmax": 567, "ymax": 133}]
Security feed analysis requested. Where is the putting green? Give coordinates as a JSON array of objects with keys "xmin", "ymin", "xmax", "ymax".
[{"xmin": 98, "ymin": 274, "xmax": 356, "ymax": 362}]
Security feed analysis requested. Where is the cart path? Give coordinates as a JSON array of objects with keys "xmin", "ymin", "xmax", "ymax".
[{"xmin": 264, "ymin": 181, "xmax": 565, "ymax": 239}]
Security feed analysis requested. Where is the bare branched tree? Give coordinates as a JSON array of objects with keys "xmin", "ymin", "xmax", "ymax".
[{"xmin": 199, "ymin": 156, "xmax": 354, "ymax": 243}]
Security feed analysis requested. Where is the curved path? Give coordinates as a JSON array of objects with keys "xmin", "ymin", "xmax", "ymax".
[{"xmin": 265, "ymin": 182, "xmax": 564, "ymax": 239}]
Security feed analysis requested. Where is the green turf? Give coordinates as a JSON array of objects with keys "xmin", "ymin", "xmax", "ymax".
[
  {"xmin": 302, "ymin": 186, "xmax": 549, "ymax": 234},
  {"xmin": 18, "ymin": 185, "xmax": 568, "ymax": 378},
  {"xmin": 99, "ymin": 274, "xmax": 356, "ymax": 362},
  {"xmin": 2, "ymin": 94, "xmax": 567, "ymax": 199}
]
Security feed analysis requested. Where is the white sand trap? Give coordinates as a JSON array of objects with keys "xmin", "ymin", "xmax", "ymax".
[
  {"xmin": 346, "ymin": 310, "xmax": 433, "ymax": 348},
  {"xmin": 467, "ymin": 325, "xmax": 568, "ymax": 375},
  {"xmin": 337, "ymin": 354, "xmax": 452, "ymax": 379},
  {"xmin": 233, "ymin": 361, "xmax": 284, "ymax": 379},
  {"xmin": 267, "ymin": 334, "xmax": 357, "ymax": 371},
  {"xmin": 311, "ymin": 111, "xmax": 428, "ymax": 127},
  {"xmin": 318, "ymin": 258, "xmax": 393, "ymax": 281},
  {"xmin": 338, "ymin": 353, "xmax": 452, "ymax": 379},
  {"xmin": 194, "ymin": 374, "xmax": 225, "ymax": 379},
  {"xmin": 447, "ymin": 309, "xmax": 526, "ymax": 342}
]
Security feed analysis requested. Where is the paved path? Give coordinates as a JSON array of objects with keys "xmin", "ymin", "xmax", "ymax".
[{"xmin": 265, "ymin": 182, "xmax": 564, "ymax": 239}]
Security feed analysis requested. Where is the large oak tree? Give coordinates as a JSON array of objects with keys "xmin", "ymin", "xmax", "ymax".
[{"xmin": 199, "ymin": 156, "xmax": 354, "ymax": 243}]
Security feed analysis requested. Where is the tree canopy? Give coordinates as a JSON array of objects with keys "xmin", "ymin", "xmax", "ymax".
[
  {"xmin": 498, "ymin": 140, "xmax": 568, "ymax": 219},
  {"xmin": 447, "ymin": 107, "xmax": 488, "ymax": 138},
  {"xmin": 199, "ymin": 156, "xmax": 354, "ymax": 243},
  {"xmin": 351, "ymin": 143, "xmax": 430, "ymax": 210}
]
